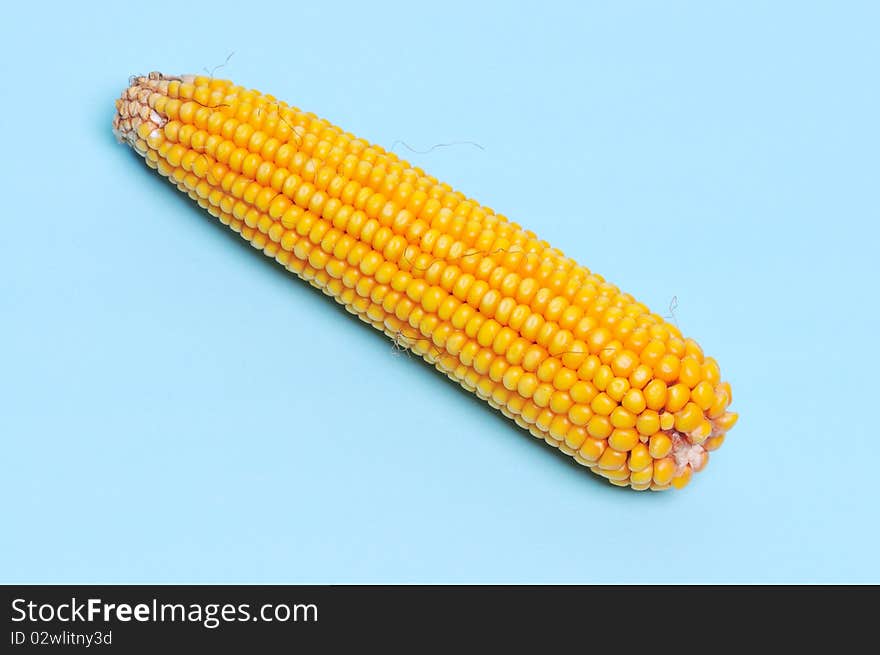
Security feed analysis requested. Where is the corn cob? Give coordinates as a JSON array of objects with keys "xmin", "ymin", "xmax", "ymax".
[{"xmin": 113, "ymin": 72, "xmax": 737, "ymax": 491}]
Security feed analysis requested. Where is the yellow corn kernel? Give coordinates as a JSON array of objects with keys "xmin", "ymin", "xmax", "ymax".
[
  {"xmin": 610, "ymin": 406, "xmax": 637, "ymax": 429},
  {"xmin": 597, "ymin": 448, "xmax": 628, "ymax": 471},
  {"xmin": 568, "ymin": 404, "xmax": 592, "ymax": 427},
  {"xmin": 704, "ymin": 434, "xmax": 725, "ymax": 451},
  {"xmin": 652, "ymin": 458, "xmax": 676, "ymax": 486},
  {"xmin": 587, "ymin": 415, "xmax": 613, "ymax": 440},
  {"xmin": 569, "ymin": 380, "xmax": 598, "ymax": 404},
  {"xmin": 628, "ymin": 443, "xmax": 652, "ymax": 472},
  {"xmin": 690, "ymin": 419, "xmax": 712, "ymax": 445},
  {"xmin": 679, "ymin": 357, "xmax": 702, "ymax": 388},
  {"xmin": 578, "ymin": 436, "xmax": 606, "ymax": 463},
  {"xmin": 665, "ymin": 383, "xmax": 690, "ymax": 413},
  {"xmin": 621, "ymin": 388, "xmax": 646, "ymax": 415},
  {"xmin": 648, "ymin": 433, "xmax": 673, "ymax": 459},
  {"xmin": 691, "ymin": 380, "xmax": 715, "ymax": 411},
  {"xmin": 655, "ymin": 354, "xmax": 681, "ymax": 383},
  {"xmin": 608, "ymin": 428, "xmax": 639, "ymax": 452},
  {"xmin": 114, "ymin": 72, "xmax": 737, "ymax": 492},
  {"xmin": 671, "ymin": 466, "xmax": 693, "ymax": 489},
  {"xmin": 564, "ymin": 425, "xmax": 587, "ymax": 451},
  {"xmin": 606, "ymin": 376, "xmax": 629, "ymax": 402},
  {"xmin": 630, "ymin": 463, "xmax": 653, "ymax": 485},
  {"xmin": 714, "ymin": 411, "xmax": 739, "ymax": 432},
  {"xmin": 643, "ymin": 379, "xmax": 667, "ymax": 411},
  {"xmin": 674, "ymin": 402, "xmax": 703, "ymax": 433},
  {"xmin": 590, "ymin": 393, "xmax": 616, "ymax": 417},
  {"xmin": 629, "ymin": 364, "xmax": 653, "ymax": 390},
  {"xmin": 601, "ymin": 466, "xmax": 631, "ymax": 482}
]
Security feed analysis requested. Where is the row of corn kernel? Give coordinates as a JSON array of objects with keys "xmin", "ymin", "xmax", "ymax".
[
  {"xmin": 146, "ymin": 77, "xmax": 736, "ymax": 476},
  {"xmin": 154, "ymin": 81, "xmax": 599, "ymax": 283},
  {"xmin": 147, "ymin": 120, "xmax": 735, "ymax": 450},
  {"xmin": 150, "ymin": 123, "xmax": 736, "ymax": 458},
  {"xmin": 147, "ymin": 143, "xmax": 700, "ymax": 490}
]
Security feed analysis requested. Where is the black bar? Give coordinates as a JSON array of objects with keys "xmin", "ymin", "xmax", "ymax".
[{"xmin": 1, "ymin": 585, "xmax": 872, "ymax": 650}]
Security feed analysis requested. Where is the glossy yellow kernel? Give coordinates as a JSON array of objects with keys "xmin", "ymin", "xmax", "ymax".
[
  {"xmin": 602, "ymin": 466, "xmax": 631, "ymax": 482},
  {"xmin": 516, "ymin": 372, "xmax": 539, "ymax": 398},
  {"xmin": 477, "ymin": 320, "xmax": 500, "ymax": 348},
  {"xmin": 420, "ymin": 286, "xmax": 445, "ymax": 313},
  {"xmin": 648, "ymin": 432, "xmax": 672, "ymax": 458},
  {"xmin": 605, "ymin": 376, "xmax": 629, "ymax": 402},
  {"xmin": 593, "ymin": 365, "xmax": 613, "ymax": 391},
  {"xmin": 643, "ymin": 379, "xmax": 667, "ymax": 411},
  {"xmin": 553, "ymin": 368, "xmax": 578, "ymax": 392},
  {"xmin": 630, "ymin": 463, "xmax": 653, "ymax": 485},
  {"xmin": 636, "ymin": 410, "xmax": 661, "ymax": 436},
  {"xmin": 708, "ymin": 387, "xmax": 731, "ymax": 419},
  {"xmin": 704, "ymin": 434, "xmax": 725, "ymax": 451},
  {"xmin": 358, "ymin": 251, "xmax": 382, "ymax": 277},
  {"xmin": 535, "ymin": 409, "xmax": 555, "ymax": 434},
  {"xmin": 679, "ymin": 357, "xmax": 702, "ymax": 388},
  {"xmin": 665, "ymin": 383, "xmax": 690, "ymax": 413},
  {"xmin": 375, "ymin": 262, "xmax": 397, "ymax": 286},
  {"xmin": 578, "ymin": 436, "xmax": 606, "ymax": 463},
  {"xmin": 597, "ymin": 447, "xmax": 628, "ymax": 471},
  {"xmin": 587, "ymin": 415, "xmax": 613, "ymax": 439},
  {"xmin": 568, "ymin": 404, "xmax": 593, "ymax": 427},
  {"xmin": 621, "ymin": 388, "xmax": 646, "ymax": 415},
  {"xmin": 520, "ymin": 401, "xmax": 540, "ymax": 424},
  {"xmin": 629, "ymin": 364, "xmax": 652, "ymax": 390},
  {"xmin": 536, "ymin": 357, "xmax": 561, "ymax": 382},
  {"xmin": 548, "ymin": 329, "xmax": 574, "ymax": 356},
  {"xmin": 598, "ymin": 339, "xmax": 622, "ymax": 364},
  {"xmin": 569, "ymin": 381, "xmax": 597, "ymax": 404},
  {"xmin": 691, "ymin": 380, "xmax": 715, "ymax": 411},
  {"xmin": 671, "ymin": 466, "xmax": 693, "ymax": 489},
  {"xmin": 610, "ymin": 406, "xmax": 637, "ymax": 429},
  {"xmin": 533, "ymin": 384, "xmax": 554, "ymax": 408},
  {"xmin": 502, "ymin": 366, "xmax": 523, "ymax": 391},
  {"xmin": 564, "ymin": 425, "xmax": 588, "ymax": 451},
  {"xmin": 628, "ymin": 443, "xmax": 652, "ymax": 472},
  {"xmin": 590, "ymin": 393, "xmax": 616, "ymax": 416},
  {"xmin": 666, "ymin": 337, "xmax": 685, "ymax": 357},
  {"xmin": 640, "ymin": 339, "xmax": 665, "ymax": 367},
  {"xmin": 577, "ymin": 354, "xmax": 601, "ymax": 380},
  {"xmin": 611, "ymin": 349, "xmax": 639, "ymax": 377},
  {"xmin": 655, "ymin": 354, "xmax": 681, "ymax": 383},
  {"xmin": 690, "ymin": 419, "xmax": 712, "ymax": 445},
  {"xmin": 608, "ymin": 428, "xmax": 639, "ymax": 452},
  {"xmin": 549, "ymin": 391, "xmax": 573, "ymax": 414},
  {"xmin": 684, "ymin": 338, "xmax": 703, "ymax": 361},
  {"xmin": 522, "ymin": 345, "xmax": 547, "ymax": 372},
  {"xmin": 549, "ymin": 415, "xmax": 571, "ymax": 441},
  {"xmin": 505, "ymin": 339, "xmax": 528, "ymax": 366},
  {"xmin": 714, "ymin": 411, "xmax": 739, "ymax": 431},
  {"xmin": 587, "ymin": 326, "xmax": 613, "ymax": 354},
  {"xmin": 674, "ymin": 402, "xmax": 703, "ymax": 433},
  {"xmin": 702, "ymin": 357, "xmax": 721, "ymax": 385},
  {"xmin": 652, "ymin": 457, "xmax": 676, "ymax": 485}
]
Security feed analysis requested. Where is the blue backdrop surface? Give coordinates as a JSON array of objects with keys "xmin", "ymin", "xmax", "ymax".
[{"xmin": 1, "ymin": 1, "xmax": 877, "ymax": 582}]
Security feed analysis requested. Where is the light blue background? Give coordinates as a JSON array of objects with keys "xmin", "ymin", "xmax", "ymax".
[{"xmin": 1, "ymin": 1, "xmax": 877, "ymax": 583}]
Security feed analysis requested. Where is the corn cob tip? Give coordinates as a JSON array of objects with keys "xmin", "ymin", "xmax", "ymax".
[{"xmin": 113, "ymin": 72, "xmax": 195, "ymax": 147}]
